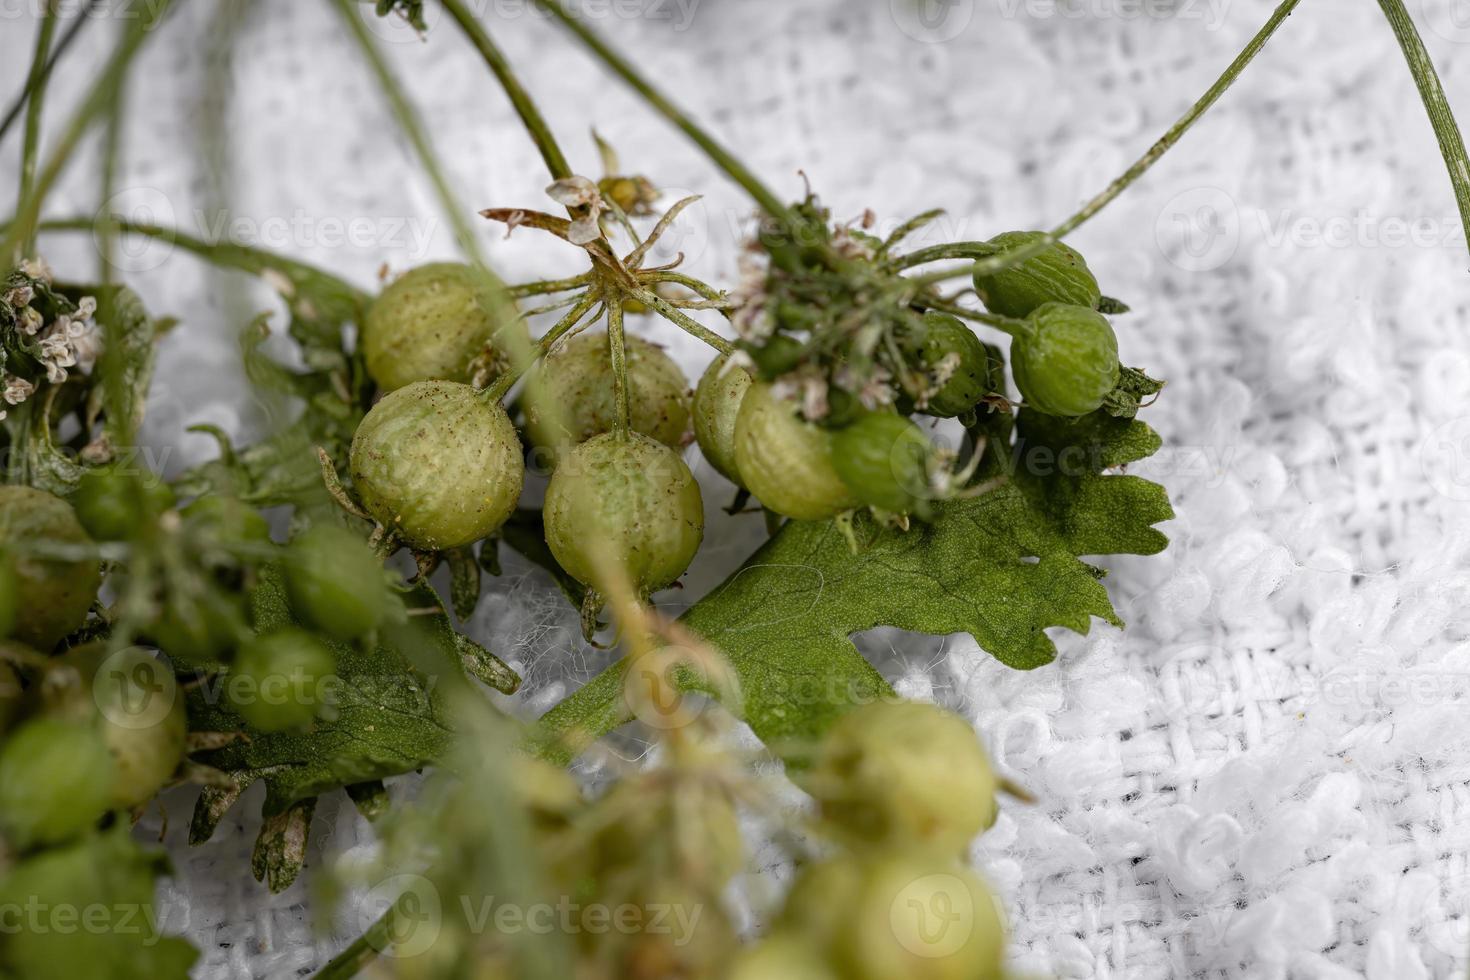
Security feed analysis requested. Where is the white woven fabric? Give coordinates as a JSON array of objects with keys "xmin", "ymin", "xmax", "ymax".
[{"xmin": 6, "ymin": 0, "xmax": 1470, "ymax": 976}]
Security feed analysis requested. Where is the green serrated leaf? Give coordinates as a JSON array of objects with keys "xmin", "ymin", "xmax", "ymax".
[
  {"xmin": 0, "ymin": 826, "xmax": 198, "ymax": 979},
  {"xmin": 1100, "ymin": 366, "xmax": 1165, "ymax": 419},
  {"xmin": 186, "ymin": 566, "xmax": 463, "ymax": 820},
  {"xmin": 535, "ymin": 414, "xmax": 1172, "ymax": 763}
]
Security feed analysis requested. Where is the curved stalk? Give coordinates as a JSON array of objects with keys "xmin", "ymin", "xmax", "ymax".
[
  {"xmin": 530, "ymin": 0, "xmax": 793, "ymax": 223},
  {"xmin": 0, "ymin": 0, "xmax": 172, "ymax": 265},
  {"xmin": 483, "ymin": 290, "xmax": 602, "ymax": 401},
  {"xmin": 635, "ymin": 288, "xmax": 733, "ymax": 354},
  {"xmin": 440, "ymin": 0, "xmax": 573, "ymax": 180},
  {"xmin": 1375, "ymin": 0, "xmax": 1470, "ymax": 254},
  {"xmin": 15, "ymin": 5, "xmax": 59, "ymax": 265}
]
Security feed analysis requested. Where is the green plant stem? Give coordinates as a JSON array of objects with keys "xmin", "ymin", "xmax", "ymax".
[
  {"xmin": 440, "ymin": 0, "xmax": 573, "ymax": 180},
  {"xmin": 635, "ymin": 288, "xmax": 733, "ymax": 354},
  {"xmin": 14, "ymin": 4, "xmax": 59, "ymax": 265},
  {"xmin": 531, "ymin": 0, "xmax": 793, "ymax": 223},
  {"xmin": 893, "ymin": 241, "xmax": 1000, "ymax": 271},
  {"xmin": 509, "ymin": 273, "xmax": 591, "ymax": 298},
  {"xmin": 904, "ymin": 0, "xmax": 1303, "ymax": 279},
  {"xmin": 606, "ymin": 297, "xmax": 630, "ymax": 437},
  {"xmin": 314, "ymin": 912, "xmax": 393, "ymax": 979},
  {"xmin": 0, "ymin": 0, "xmax": 100, "ymax": 147},
  {"xmin": 0, "ymin": 0, "xmax": 171, "ymax": 266},
  {"xmin": 483, "ymin": 290, "xmax": 601, "ymax": 401},
  {"xmin": 1375, "ymin": 0, "xmax": 1470, "ymax": 254}
]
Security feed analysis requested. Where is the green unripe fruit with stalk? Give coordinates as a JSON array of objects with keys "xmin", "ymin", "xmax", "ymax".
[
  {"xmin": 181, "ymin": 494, "xmax": 273, "ymax": 548},
  {"xmin": 734, "ymin": 382, "xmax": 857, "ymax": 521},
  {"xmin": 350, "ymin": 380, "xmax": 525, "ymax": 551},
  {"xmin": 228, "ymin": 628, "xmax": 337, "ymax": 732},
  {"xmin": 68, "ymin": 465, "xmax": 175, "ymax": 541},
  {"xmin": 692, "ymin": 354, "xmax": 752, "ymax": 485},
  {"xmin": 808, "ymin": 700, "xmax": 999, "ymax": 853},
  {"xmin": 543, "ymin": 432, "xmax": 703, "ymax": 595},
  {"xmin": 918, "ymin": 312, "xmax": 992, "ymax": 418},
  {"xmin": 150, "ymin": 588, "xmax": 244, "ymax": 668},
  {"xmin": 0, "ymin": 716, "xmax": 115, "ymax": 847},
  {"xmin": 522, "ymin": 332, "xmax": 691, "ymax": 455},
  {"xmin": 973, "ymin": 230, "xmax": 1101, "ymax": 318},
  {"xmin": 1011, "ymin": 302, "xmax": 1121, "ymax": 417},
  {"xmin": 363, "ymin": 262, "xmax": 521, "ymax": 392},
  {"xmin": 50, "ymin": 644, "xmax": 187, "ymax": 811},
  {"xmin": 283, "ymin": 524, "xmax": 390, "ymax": 641},
  {"xmin": 831, "ymin": 412, "xmax": 936, "ymax": 518},
  {"xmin": 0, "ymin": 486, "xmax": 102, "ymax": 650}
]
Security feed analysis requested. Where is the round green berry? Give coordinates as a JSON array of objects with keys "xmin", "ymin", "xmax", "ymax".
[
  {"xmin": 522, "ymin": 332, "xmax": 691, "ymax": 455},
  {"xmin": 350, "ymin": 380, "xmax": 525, "ymax": 551},
  {"xmin": 283, "ymin": 524, "xmax": 389, "ymax": 641},
  {"xmin": 543, "ymin": 432, "xmax": 703, "ymax": 594},
  {"xmin": 973, "ymin": 230, "xmax": 1101, "ymax": 319},
  {"xmin": 67, "ymin": 465, "xmax": 174, "ymax": 541},
  {"xmin": 180, "ymin": 494, "xmax": 273, "ymax": 548},
  {"xmin": 0, "ymin": 716, "xmax": 115, "ymax": 847},
  {"xmin": 918, "ymin": 312, "xmax": 992, "ymax": 418},
  {"xmin": 150, "ymin": 589, "xmax": 244, "ymax": 667},
  {"xmin": 0, "ymin": 486, "xmax": 102, "ymax": 651},
  {"xmin": 229, "ymin": 629, "xmax": 337, "ymax": 732},
  {"xmin": 1011, "ymin": 302, "xmax": 1120, "ymax": 417},
  {"xmin": 363, "ymin": 262, "xmax": 522, "ymax": 392},
  {"xmin": 692, "ymin": 354, "xmax": 752, "ymax": 485},
  {"xmin": 808, "ymin": 700, "xmax": 998, "ymax": 853},
  {"xmin": 831, "ymin": 413, "xmax": 936, "ymax": 517},
  {"xmin": 727, "ymin": 934, "xmax": 838, "ymax": 980},
  {"xmin": 733, "ymin": 382, "xmax": 856, "ymax": 521}
]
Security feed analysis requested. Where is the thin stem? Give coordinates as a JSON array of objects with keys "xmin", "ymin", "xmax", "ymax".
[
  {"xmin": 508, "ymin": 272, "xmax": 592, "ymax": 298},
  {"xmin": 915, "ymin": 0, "xmax": 1303, "ymax": 280},
  {"xmin": 641, "ymin": 270, "xmax": 729, "ymax": 305},
  {"xmin": 15, "ymin": 4, "xmax": 59, "ymax": 265},
  {"xmin": 531, "ymin": 0, "xmax": 793, "ymax": 223},
  {"xmin": 925, "ymin": 300, "xmax": 1029, "ymax": 338},
  {"xmin": 0, "ymin": 1, "xmax": 172, "ymax": 265},
  {"xmin": 0, "ymin": 0, "xmax": 101, "ymax": 147},
  {"xmin": 634, "ymin": 288, "xmax": 734, "ymax": 355},
  {"xmin": 1375, "ymin": 0, "xmax": 1470, "ymax": 255},
  {"xmin": 606, "ymin": 298, "xmax": 630, "ymax": 438},
  {"xmin": 893, "ymin": 241, "xmax": 1000, "ymax": 271},
  {"xmin": 484, "ymin": 290, "xmax": 601, "ymax": 401},
  {"xmin": 440, "ymin": 0, "xmax": 573, "ymax": 181},
  {"xmin": 314, "ymin": 911, "xmax": 394, "ymax": 979}
]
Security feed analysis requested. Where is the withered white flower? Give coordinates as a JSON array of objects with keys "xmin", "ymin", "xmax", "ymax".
[
  {"xmin": 3, "ymin": 376, "xmax": 34, "ymax": 405},
  {"xmin": 18, "ymin": 307, "xmax": 43, "ymax": 336},
  {"xmin": 546, "ymin": 176, "xmax": 607, "ymax": 246}
]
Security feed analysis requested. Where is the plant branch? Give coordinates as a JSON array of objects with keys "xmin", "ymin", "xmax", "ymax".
[
  {"xmin": 483, "ymin": 290, "xmax": 602, "ymax": 401},
  {"xmin": 440, "ymin": 0, "xmax": 573, "ymax": 181},
  {"xmin": 1375, "ymin": 0, "xmax": 1470, "ymax": 257},
  {"xmin": 14, "ymin": 4, "xmax": 59, "ymax": 265},
  {"xmin": 634, "ymin": 288, "xmax": 733, "ymax": 354},
  {"xmin": 606, "ymin": 297, "xmax": 630, "ymax": 437}
]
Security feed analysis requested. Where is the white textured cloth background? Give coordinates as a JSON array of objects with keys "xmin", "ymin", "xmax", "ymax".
[{"xmin": 5, "ymin": 0, "xmax": 1470, "ymax": 977}]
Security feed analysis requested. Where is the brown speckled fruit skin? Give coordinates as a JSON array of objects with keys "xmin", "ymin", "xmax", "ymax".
[
  {"xmin": 363, "ymin": 262, "xmax": 527, "ymax": 392},
  {"xmin": 350, "ymin": 380, "xmax": 524, "ymax": 551},
  {"xmin": 522, "ymin": 332, "xmax": 690, "ymax": 454},
  {"xmin": 543, "ymin": 432, "xmax": 703, "ymax": 593},
  {"xmin": 692, "ymin": 354, "xmax": 752, "ymax": 485},
  {"xmin": 0, "ymin": 486, "xmax": 101, "ymax": 650}
]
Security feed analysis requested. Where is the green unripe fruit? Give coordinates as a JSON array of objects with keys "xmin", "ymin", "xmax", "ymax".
[
  {"xmin": 973, "ymin": 230, "xmax": 1101, "ymax": 319},
  {"xmin": 831, "ymin": 413, "xmax": 935, "ymax": 517},
  {"xmin": 692, "ymin": 354, "xmax": 752, "ymax": 485},
  {"xmin": 744, "ymin": 334, "xmax": 808, "ymax": 379},
  {"xmin": 0, "ymin": 555, "xmax": 18, "ymax": 640},
  {"xmin": 350, "ymin": 380, "xmax": 525, "ymax": 551},
  {"xmin": 181, "ymin": 495, "xmax": 273, "ymax": 547},
  {"xmin": 728, "ymin": 934, "xmax": 839, "ymax": 980},
  {"xmin": 919, "ymin": 312, "xmax": 992, "ymax": 418},
  {"xmin": 734, "ymin": 383, "xmax": 857, "ymax": 521},
  {"xmin": 591, "ymin": 776, "xmax": 744, "ymax": 889},
  {"xmin": 779, "ymin": 856, "xmax": 867, "ymax": 950},
  {"xmin": 150, "ymin": 589, "xmax": 244, "ymax": 667},
  {"xmin": 838, "ymin": 851, "xmax": 1006, "ymax": 980},
  {"xmin": 522, "ymin": 332, "xmax": 691, "ymax": 455},
  {"xmin": 543, "ymin": 432, "xmax": 703, "ymax": 594},
  {"xmin": 808, "ymin": 700, "xmax": 998, "ymax": 853},
  {"xmin": 0, "ymin": 716, "xmax": 115, "ymax": 847},
  {"xmin": 363, "ymin": 262, "xmax": 520, "ymax": 392},
  {"xmin": 0, "ymin": 661, "xmax": 21, "ymax": 734},
  {"xmin": 0, "ymin": 486, "xmax": 102, "ymax": 650},
  {"xmin": 53, "ymin": 645, "xmax": 186, "ymax": 810},
  {"xmin": 229, "ymin": 629, "xmax": 337, "ymax": 732},
  {"xmin": 1011, "ymin": 302, "xmax": 1120, "ymax": 417},
  {"xmin": 283, "ymin": 524, "xmax": 389, "ymax": 640},
  {"xmin": 68, "ymin": 465, "xmax": 175, "ymax": 541}
]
